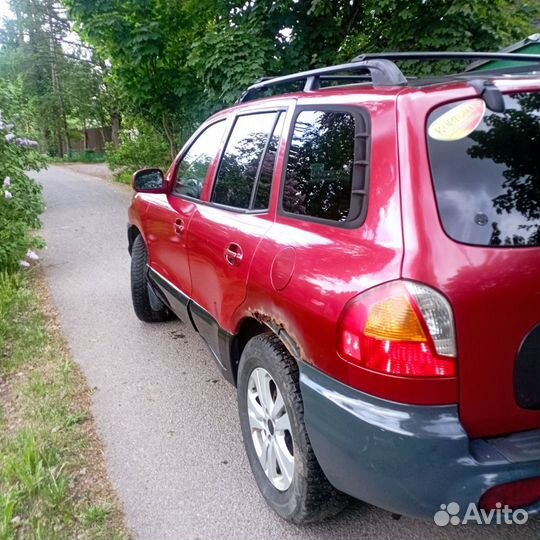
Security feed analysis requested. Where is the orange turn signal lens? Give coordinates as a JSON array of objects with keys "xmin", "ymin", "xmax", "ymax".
[{"xmin": 364, "ymin": 296, "xmax": 426, "ymax": 342}]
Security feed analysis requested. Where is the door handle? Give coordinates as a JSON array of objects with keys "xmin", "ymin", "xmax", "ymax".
[
  {"xmin": 174, "ymin": 218, "xmax": 185, "ymax": 235},
  {"xmin": 224, "ymin": 243, "xmax": 243, "ymax": 266}
]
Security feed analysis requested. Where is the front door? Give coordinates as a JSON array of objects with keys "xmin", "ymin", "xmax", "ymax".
[{"xmin": 145, "ymin": 119, "xmax": 228, "ymax": 322}]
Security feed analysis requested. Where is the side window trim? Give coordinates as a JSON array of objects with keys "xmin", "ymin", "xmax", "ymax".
[
  {"xmin": 248, "ymin": 111, "xmax": 282, "ymax": 209},
  {"xmin": 201, "ymin": 201, "xmax": 269, "ymax": 215},
  {"xmin": 208, "ymin": 108, "xmax": 288, "ymax": 213},
  {"xmin": 169, "ymin": 117, "xmax": 230, "ymax": 200},
  {"xmin": 277, "ymin": 104, "xmax": 371, "ymax": 229}
]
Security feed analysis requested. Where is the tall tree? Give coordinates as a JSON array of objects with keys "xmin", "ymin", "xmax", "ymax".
[
  {"xmin": 63, "ymin": 0, "xmax": 540, "ymax": 159},
  {"xmin": 64, "ymin": 0, "xmax": 220, "ymax": 157},
  {"xmin": 0, "ymin": 0, "xmax": 114, "ymax": 155}
]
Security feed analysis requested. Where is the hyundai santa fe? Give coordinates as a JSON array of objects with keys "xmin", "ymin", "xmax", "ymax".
[{"xmin": 127, "ymin": 52, "xmax": 540, "ymax": 523}]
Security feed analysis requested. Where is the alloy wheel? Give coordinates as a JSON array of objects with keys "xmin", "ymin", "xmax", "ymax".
[{"xmin": 247, "ymin": 367, "xmax": 295, "ymax": 491}]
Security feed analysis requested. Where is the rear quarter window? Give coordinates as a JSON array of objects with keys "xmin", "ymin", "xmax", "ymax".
[
  {"xmin": 427, "ymin": 92, "xmax": 540, "ymax": 246},
  {"xmin": 280, "ymin": 108, "xmax": 370, "ymax": 226}
]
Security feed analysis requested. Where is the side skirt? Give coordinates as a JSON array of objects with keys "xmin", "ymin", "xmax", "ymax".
[
  {"xmin": 147, "ymin": 266, "xmax": 237, "ymax": 385},
  {"xmin": 147, "ymin": 267, "xmax": 191, "ymax": 324}
]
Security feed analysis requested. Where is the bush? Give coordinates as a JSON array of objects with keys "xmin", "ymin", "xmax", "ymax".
[
  {"xmin": 0, "ymin": 84, "xmax": 47, "ymax": 272},
  {"xmin": 106, "ymin": 126, "xmax": 169, "ymax": 183}
]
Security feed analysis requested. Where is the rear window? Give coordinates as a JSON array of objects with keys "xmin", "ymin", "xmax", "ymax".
[{"xmin": 427, "ymin": 92, "xmax": 540, "ymax": 246}]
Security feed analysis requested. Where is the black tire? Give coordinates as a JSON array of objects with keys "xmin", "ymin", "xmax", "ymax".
[
  {"xmin": 130, "ymin": 234, "xmax": 171, "ymax": 322},
  {"xmin": 237, "ymin": 333, "xmax": 349, "ymax": 524}
]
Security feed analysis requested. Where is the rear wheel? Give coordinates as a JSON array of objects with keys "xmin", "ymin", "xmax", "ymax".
[
  {"xmin": 130, "ymin": 234, "xmax": 171, "ymax": 322},
  {"xmin": 237, "ymin": 334, "xmax": 349, "ymax": 523}
]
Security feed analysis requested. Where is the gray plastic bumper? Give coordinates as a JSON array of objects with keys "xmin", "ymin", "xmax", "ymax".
[{"xmin": 300, "ymin": 363, "xmax": 540, "ymax": 519}]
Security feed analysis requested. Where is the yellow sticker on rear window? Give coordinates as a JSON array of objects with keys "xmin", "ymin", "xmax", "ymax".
[{"xmin": 428, "ymin": 99, "xmax": 486, "ymax": 141}]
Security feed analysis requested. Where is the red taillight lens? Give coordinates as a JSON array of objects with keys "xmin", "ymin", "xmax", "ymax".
[
  {"xmin": 337, "ymin": 281, "xmax": 456, "ymax": 377},
  {"xmin": 359, "ymin": 336, "xmax": 455, "ymax": 376},
  {"xmin": 480, "ymin": 477, "xmax": 540, "ymax": 510}
]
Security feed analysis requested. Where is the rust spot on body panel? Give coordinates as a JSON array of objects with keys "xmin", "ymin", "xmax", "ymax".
[{"xmin": 249, "ymin": 309, "xmax": 310, "ymax": 364}]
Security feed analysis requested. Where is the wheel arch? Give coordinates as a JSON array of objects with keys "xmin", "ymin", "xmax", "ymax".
[
  {"xmin": 229, "ymin": 315, "xmax": 303, "ymax": 386},
  {"xmin": 127, "ymin": 224, "xmax": 141, "ymax": 255}
]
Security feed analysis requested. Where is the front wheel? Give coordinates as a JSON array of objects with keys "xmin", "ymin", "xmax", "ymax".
[
  {"xmin": 130, "ymin": 234, "xmax": 171, "ymax": 323},
  {"xmin": 237, "ymin": 334, "xmax": 349, "ymax": 524}
]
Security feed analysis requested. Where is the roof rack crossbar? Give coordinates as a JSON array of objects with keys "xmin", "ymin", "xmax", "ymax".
[{"xmin": 237, "ymin": 59, "xmax": 407, "ymax": 103}]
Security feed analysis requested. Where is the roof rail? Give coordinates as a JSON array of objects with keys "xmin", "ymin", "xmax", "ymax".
[
  {"xmin": 237, "ymin": 59, "xmax": 407, "ymax": 103},
  {"xmin": 353, "ymin": 51, "xmax": 540, "ymax": 64},
  {"xmin": 238, "ymin": 51, "xmax": 540, "ymax": 104},
  {"xmin": 466, "ymin": 35, "xmax": 540, "ymax": 71}
]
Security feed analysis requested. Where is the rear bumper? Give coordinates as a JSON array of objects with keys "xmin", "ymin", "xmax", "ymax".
[{"xmin": 300, "ymin": 363, "xmax": 540, "ymax": 519}]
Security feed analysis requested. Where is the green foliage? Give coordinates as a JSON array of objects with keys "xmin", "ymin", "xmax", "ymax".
[
  {"xmin": 0, "ymin": 271, "xmax": 26, "ymax": 354},
  {"xmin": 64, "ymin": 0, "xmax": 540, "ymax": 147},
  {"xmin": 339, "ymin": 0, "xmax": 540, "ymax": 75},
  {"xmin": 189, "ymin": 23, "xmax": 277, "ymax": 105},
  {"xmin": 0, "ymin": 84, "xmax": 46, "ymax": 272},
  {"xmin": 81, "ymin": 504, "xmax": 113, "ymax": 526},
  {"xmin": 64, "ymin": 0, "xmax": 214, "ymax": 156},
  {"xmin": 3, "ymin": 1, "xmax": 539, "ymax": 179},
  {"xmin": 106, "ymin": 125, "xmax": 169, "ymax": 180},
  {"xmin": 0, "ymin": 490, "xmax": 18, "ymax": 540}
]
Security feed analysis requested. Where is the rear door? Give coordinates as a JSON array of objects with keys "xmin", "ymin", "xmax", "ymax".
[
  {"xmin": 187, "ymin": 107, "xmax": 289, "ymax": 357},
  {"xmin": 144, "ymin": 119, "xmax": 228, "ymax": 322},
  {"xmin": 242, "ymin": 102, "xmax": 404, "ymax": 392}
]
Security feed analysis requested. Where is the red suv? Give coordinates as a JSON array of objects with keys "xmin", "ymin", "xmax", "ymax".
[{"xmin": 128, "ymin": 53, "xmax": 540, "ymax": 523}]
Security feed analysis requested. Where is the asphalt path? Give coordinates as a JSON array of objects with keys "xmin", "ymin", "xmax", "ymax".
[{"xmin": 37, "ymin": 165, "xmax": 539, "ymax": 539}]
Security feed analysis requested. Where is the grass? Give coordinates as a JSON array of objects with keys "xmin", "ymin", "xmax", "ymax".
[
  {"xmin": 112, "ymin": 170, "xmax": 133, "ymax": 185},
  {"xmin": 49, "ymin": 151, "xmax": 107, "ymax": 164},
  {"xmin": 0, "ymin": 270, "xmax": 129, "ymax": 540}
]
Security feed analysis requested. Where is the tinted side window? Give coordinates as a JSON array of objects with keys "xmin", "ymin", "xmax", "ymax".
[
  {"xmin": 428, "ymin": 93, "xmax": 540, "ymax": 246},
  {"xmin": 172, "ymin": 120, "xmax": 226, "ymax": 199},
  {"xmin": 254, "ymin": 113, "xmax": 285, "ymax": 210},
  {"xmin": 213, "ymin": 112, "xmax": 277, "ymax": 209},
  {"xmin": 282, "ymin": 110, "xmax": 363, "ymax": 222}
]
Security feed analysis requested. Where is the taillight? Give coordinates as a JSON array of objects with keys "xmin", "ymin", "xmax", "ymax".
[
  {"xmin": 337, "ymin": 281, "xmax": 456, "ymax": 377},
  {"xmin": 480, "ymin": 477, "xmax": 540, "ymax": 510}
]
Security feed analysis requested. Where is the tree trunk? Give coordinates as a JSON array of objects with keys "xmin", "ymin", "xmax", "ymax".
[
  {"xmin": 162, "ymin": 114, "xmax": 177, "ymax": 160},
  {"xmin": 43, "ymin": 127, "xmax": 52, "ymax": 155},
  {"xmin": 111, "ymin": 112, "xmax": 121, "ymax": 147},
  {"xmin": 100, "ymin": 128, "xmax": 107, "ymax": 151},
  {"xmin": 56, "ymin": 125, "xmax": 63, "ymax": 157},
  {"xmin": 46, "ymin": 0, "xmax": 71, "ymax": 156},
  {"xmin": 13, "ymin": 0, "xmax": 25, "ymax": 47}
]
